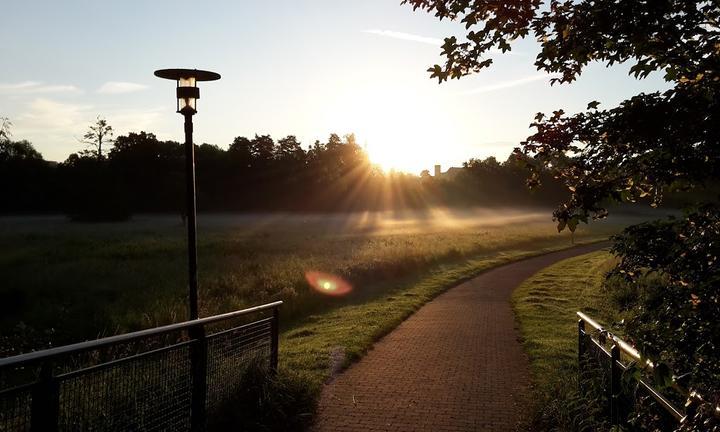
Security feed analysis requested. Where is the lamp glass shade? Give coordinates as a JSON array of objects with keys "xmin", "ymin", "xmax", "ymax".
[
  {"xmin": 179, "ymin": 96, "xmax": 197, "ymax": 112},
  {"xmin": 177, "ymin": 77, "xmax": 198, "ymax": 113},
  {"xmin": 178, "ymin": 77, "xmax": 197, "ymax": 88}
]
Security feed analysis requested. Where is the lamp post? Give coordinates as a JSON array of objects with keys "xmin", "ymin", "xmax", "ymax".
[{"xmin": 154, "ymin": 68, "xmax": 220, "ymax": 320}]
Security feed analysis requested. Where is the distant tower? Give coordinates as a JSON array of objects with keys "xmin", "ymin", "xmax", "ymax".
[{"xmin": 434, "ymin": 164, "xmax": 441, "ymax": 177}]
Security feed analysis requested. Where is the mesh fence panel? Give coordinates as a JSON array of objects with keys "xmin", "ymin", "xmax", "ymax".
[
  {"xmin": 584, "ymin": 334, "xmax": 611, "ymax": 370},
  {"xmin": 581, "ymin": 334, "xmax": 612, "ymax": 418},
  {"xmin": 0, "ymin": 386, "xmax": 32, "ymax": 432},
  {"xmin": 205, "ymin": 318, "xmax": 272, "ymax": 416},
  {"xmin": 57, "ymin": 343, "xmax": 193, "ymax": 431}
]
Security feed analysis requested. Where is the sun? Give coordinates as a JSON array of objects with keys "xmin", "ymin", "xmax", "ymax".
[
  {"xmin": 361, "ymin": 103, "xmax": 452, "ymax": 174},
  {"xmin": 320, "ymin": 85, "xmax": 457, "ymax": 175},
  {"xmin": 365, "ymin": 138, "xmax": 436, "ymax": 174}
]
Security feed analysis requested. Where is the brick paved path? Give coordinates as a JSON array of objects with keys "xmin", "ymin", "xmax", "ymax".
[{"xmin": 314, "ymin": 243, "xmax": 607, "ymax": 432}]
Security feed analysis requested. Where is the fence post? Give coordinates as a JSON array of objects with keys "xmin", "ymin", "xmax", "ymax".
[
  {"xmin": 578, "ymin": 319, "xmax": 586, "ymax": 364},
  {"xmin": 31, "ymin": 362, "xmax": 59, "ymax": 432},
  {"xmin": 610, "ymin": 344, "xmax": 621, "ymax": 426},
  {"xmin": 578, "ymin": 319, "xmax": 585, "ymax": 394},
  {"xmin": 190, "ymin": 326, "xmax": 208, "ymax": 432},
  {"xmin": 270, "ymin": 307, "xmax": 279, "ymax": 374}
]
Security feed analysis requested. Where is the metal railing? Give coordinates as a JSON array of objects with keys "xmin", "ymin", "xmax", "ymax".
[
  {"xmin": 577, "ymin": 311, "xmax": 720, "ymax": 428},
  {"xmin": 0, "ymin": 301, "xmax": 282, "ymax": 432}
]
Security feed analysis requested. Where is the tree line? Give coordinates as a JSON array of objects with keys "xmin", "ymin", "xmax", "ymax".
[{"xmin": 0, "ymin": 119, "xmax": 570, "ymax": 219}]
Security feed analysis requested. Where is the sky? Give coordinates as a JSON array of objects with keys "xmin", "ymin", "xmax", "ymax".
[{"xmin": 1, "ymin": 0, "xmax": 670, "ymax": 174}]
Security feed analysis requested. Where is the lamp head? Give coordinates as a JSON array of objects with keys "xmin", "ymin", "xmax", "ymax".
[{"xmin": 154, "ymin": 69, "xmax": 221, "ymax": 114}]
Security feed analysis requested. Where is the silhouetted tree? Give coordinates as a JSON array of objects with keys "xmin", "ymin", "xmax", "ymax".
[
  {"xmin": 275, "ymin": 135, "xmax": 305, "ymax": 165},
  {"xmin": 0, "ymin": 139, "xmax": 54, "ymax": 212},
  {"xmin": 109, "ymin": 131, "xmax": 183, "ymax": 212},
  {"xmin": 196, "ymin": 143, "xmax": 228, "ymax": 210},
  {"xmin": 273, "ymin": 135, "xmax": 307, "ymax": 207},
  {"xmin": 0, "ymin": 140, "xmax": 42, "ymax": 161},
  {"xmin": 250, "ymin": 134, "xmax": 275, "ymax": 165},
  {"xmin": 228, "ymin": 136, "xmax": 253, "ymax": 168},
  {"xmin": 0, "ymin": 117, "xmax": 12, "ymax": 142},
  {"xmin": 80, "ymin": 116, "xmax": 114, "ymax": 160}
]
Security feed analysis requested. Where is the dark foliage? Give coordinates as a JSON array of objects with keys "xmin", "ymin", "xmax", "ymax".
[
  {"xmin": 58, "ymin": 155, "xmax": 132, "ymax": 221},
  {"xmin": 0, "ymin": 140, "xmax": 58, "ymax": 213},
  {"xmin": 519, "ymin": 86, "xmax": 719, "ymax": 231},
  {"xmin": 609, "ymin": 206, "xmax": 720, "ymax": 430},
  {"xmin": 208, "ymin": 364, "xmax": 316, "ymax": 432},
  {"xmin": 526, "ymin": 366, "xmax": 610, "ymax": 432}
]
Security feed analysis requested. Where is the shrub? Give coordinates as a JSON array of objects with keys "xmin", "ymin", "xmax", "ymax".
[
  {"xmin": 610, "ymin": 205, "xmax": 720, "ymax": 430},
  {"xmin": 208, "ymin": 363, "xmax": 317, "ymax": 432}
]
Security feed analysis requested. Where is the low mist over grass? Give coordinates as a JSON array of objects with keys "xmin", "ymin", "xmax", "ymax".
[{"xmin": 0, "ymin": 208, "xmax": 647, "ymax": 355}]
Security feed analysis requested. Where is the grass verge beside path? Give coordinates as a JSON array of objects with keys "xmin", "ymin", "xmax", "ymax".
[
  {"xmin": 511, "ymin": 249, "xmax": 624, "ymax": 431},
  {"xmin": 272, "ymin": 241, "xmax": 607, "ymax": 429}
]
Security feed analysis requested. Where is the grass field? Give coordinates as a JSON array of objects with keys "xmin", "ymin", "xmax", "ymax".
[
  {"xmin": 0, "ymin": 208, "xmax": 645, "ymax": 358},
  {"xmin": 511, "ymin": 250, "xmax": 626, "ymax": 430},
  {"xmin": 0, "ymin": 209, "xmax": 656, "ymax": 430}
]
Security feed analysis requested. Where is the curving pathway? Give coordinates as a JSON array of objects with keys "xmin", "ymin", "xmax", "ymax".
[{"xmin": 314, "ymin": 243, "xmax": 609, "ymax": 432}]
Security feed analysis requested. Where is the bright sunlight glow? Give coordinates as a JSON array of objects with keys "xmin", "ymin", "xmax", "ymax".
[{"xmin": 320, "ymin": 84, "xmax": 461, "ymax": 174}]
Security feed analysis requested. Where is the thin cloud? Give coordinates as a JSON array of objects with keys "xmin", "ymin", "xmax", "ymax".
[
  {"xmin": 110, "ymin": 106, "xmax": 164, "ymax": 133},
  {"xmin": 363, "ymin": 29, "xmax": 443, "ymax": 46},
  {"xmin": 16, "ymin": 98, "xmax": 92, "ymax": 131},
  {"xmin": 466, "ymin": 74, "xmax": 560, "ymax": 95},
  {"xmin": 97, "ymin": 81, "xmax": 148, "ymax": 94},
  {"xmin": 362, "ymin": 29, "xmax": 510, "ymax": 56},
  {"xmin": 0, "ymin": 81, "xmax": 79, "ymax": 94}
]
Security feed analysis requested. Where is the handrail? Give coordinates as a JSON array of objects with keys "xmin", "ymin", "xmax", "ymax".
[
  {"xmin": 0, "ymin": 301, "xmax": 283, "ymax": 369},
  {"xmin": 577, "ymin": 311, "xmax": 650, "ymax": 367},
  {"xmin": 577, "ymin": 311, "xmax": 720, "ymax": 420}
]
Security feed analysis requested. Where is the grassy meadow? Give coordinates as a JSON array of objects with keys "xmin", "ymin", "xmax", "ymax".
[
  {"xmin": 0, "ymin": 208, "xmax": 644, "ymax": 357},
  {"xmin": 512, "ymin": 250, "xmax": 621, "ymax": 382}
]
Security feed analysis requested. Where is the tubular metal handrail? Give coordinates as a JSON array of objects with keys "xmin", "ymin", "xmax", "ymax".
[
  {"xmin": 577, "ymin": 311, "xmax": 651, "ymax": 367},
  {"xmin": 577, "ymin": 311, "xmax": 720, "ymax": 423},
  {"xmin": 0, "ymin": 301, "xmax": 283, "ymax": 369}
]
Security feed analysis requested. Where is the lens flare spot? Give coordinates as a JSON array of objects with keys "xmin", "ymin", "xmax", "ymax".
[{"xmin": 305, "ymin": 271, "xmax": 352, "ymax": 296}]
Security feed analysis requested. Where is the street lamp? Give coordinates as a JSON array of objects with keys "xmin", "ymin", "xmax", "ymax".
[{"xmin": 154, "ymin": 68, "xmax": 221, "ymax": 320}]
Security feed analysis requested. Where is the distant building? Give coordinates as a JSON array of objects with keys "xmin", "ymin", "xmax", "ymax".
[
  {"xmin": 443, "ymin": 167, "xmax": 463, "ymax": 179},
  {"xmin": 432, "ymin": 164, "xmax": 463, "ymax": 179}
]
